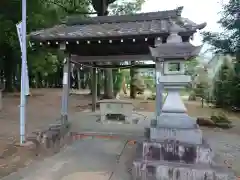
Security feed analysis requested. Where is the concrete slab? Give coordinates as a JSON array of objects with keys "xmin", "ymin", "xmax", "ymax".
[{"xmin": 1, "ymin": 139, "xmax": 133, "ymax": 180}]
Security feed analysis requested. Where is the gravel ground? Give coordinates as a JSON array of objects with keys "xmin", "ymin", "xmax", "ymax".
[{"xmin": 203, "ymin": 128, "xmax": 240, "ymax": 175}]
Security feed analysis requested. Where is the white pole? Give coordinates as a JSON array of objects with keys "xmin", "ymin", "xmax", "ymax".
[{"xmin": 20, "ymin": 0, "xmax": 27, "ymax": 144}]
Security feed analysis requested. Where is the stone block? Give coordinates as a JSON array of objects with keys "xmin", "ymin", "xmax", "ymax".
[
  {"xmin": 49, "ymin": 124, "xmax": 65, "ymax": 138},
  {"xmin": 42, "ymin": 130, "xmax": 59, "ymax": 149},
  {"xmin": 25, "ymin": 134, "xmax": 41, "ymax": 151},
  {"xmin": 132, "ymin": 160, "xmax": 236, "ymax": 180},
  {"xmin": 25, "ymin": 122, "xmax": 71, "ymax": 155},
  {"xmin": 140, "ymin": 141, "xmax": 213, "ymax": 164},
  {"xmin": 150, "ymin": 127, "xmax": 203, "ymax": 144}
]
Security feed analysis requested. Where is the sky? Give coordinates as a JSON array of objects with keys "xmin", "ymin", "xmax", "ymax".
[{"xmin": 141, "ymin": 0, "xmax": 229, "ymax": 57}]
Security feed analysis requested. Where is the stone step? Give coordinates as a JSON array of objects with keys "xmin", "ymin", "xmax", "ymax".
[
  {"xmin": 149, "ymin": 127, "xmax": 203, "ymax": 145},
  {"xmin": 136, "ymin": 140, "xmax": 213, "ymax": 164},
  {"xmin": 132, "ymin": 160, "xmax": 236, "ymax": 180}
]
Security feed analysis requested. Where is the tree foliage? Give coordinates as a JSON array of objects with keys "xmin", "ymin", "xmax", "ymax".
[
  {"xmin": 203, "ymin": 0, "xmax": 240, "ymax": 110},
  {"xmin": 202, "ymin": 0, "xmax": 240, "ymax": 59},
  {"xmin": 0, "ymin": 0, "xmax": 60, "ymax": 91},
  {"xmin": 109, "ymin": 0, "xmax": 144, "ymax": 15},
  {"xmin": 213, "ymin": 57, "xmax": 236, "ymax": 108},
  {"xmin": 184, "ymin": 58, "xmax": 200, "ymax": 79},
  {"xmin": 0, "ymin": 0, "xmax": 89, "ymax": 91}
]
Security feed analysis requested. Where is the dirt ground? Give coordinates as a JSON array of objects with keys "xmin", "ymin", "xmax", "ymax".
[
  {"xmin": 0, "ymin": 89, "xmax": 92, "ymax": 178},
  {"xmin": 0, "ymin": 88, "xmax": 240, "ymax": 178}
]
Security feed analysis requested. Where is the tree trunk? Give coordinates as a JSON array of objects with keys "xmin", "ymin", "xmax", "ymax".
[
  {"xmin": 103, "ymin": 68, "xmax": 114, "ymax": 99},
  {"xmin": 122, "ymin": 76, "xmax": 127, "ymax": 94},
  {"xmin": 4, "ymin": 65, "xmax": 14, "ymax": 92},
  {"xmin": 87, "ymin": 71, "xmax": 92, "ymax": 93},
  {"xmin": 104, "ymin": 71, "xmax": 107, "ymax": 95},
  {"xmin": 130, "ymin": 62, "xmax": 136, "ymax": 98},
  {"xmin": 106, "ymin": 68, "xmax": 114, "ymax": 98},
  {"xmin": 77, "ymin": 68, "xmax": 81, "ymax": 89},
  {"xmin": 0, "ymin": 90, "xmax": 2, "ymax": 111},
  {"xmin": 103, "ymin": 62, "xmax": 114, "ymax": 99}
]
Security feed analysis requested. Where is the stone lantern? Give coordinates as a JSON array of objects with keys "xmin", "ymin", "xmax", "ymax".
[
  {"xmin": 132, "ymin": 31, "xmax": 236, "ymax": 180},
  {"xmin": 149, "ymin": 31, "xmax": 202, "ymax": 140},
  {"xmin": 150, "ymin": 31, "xmax": 201, "ymax": 116}
]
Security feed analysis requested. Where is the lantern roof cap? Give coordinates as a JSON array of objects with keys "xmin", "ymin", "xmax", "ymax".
[{"xmin": 150, "ymin": 42, "xmax": 202, "ymax": 60}]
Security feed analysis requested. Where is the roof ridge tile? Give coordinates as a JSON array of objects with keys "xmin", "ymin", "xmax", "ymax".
[{"xmin": 65, "ymin": 7, "xmax": 184, "ymax": 26}]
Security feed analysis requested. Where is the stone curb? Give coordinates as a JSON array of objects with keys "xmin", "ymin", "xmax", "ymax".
[{"xmin": 23, "ymin": 122, "xmax": 71, "ymax": 156}]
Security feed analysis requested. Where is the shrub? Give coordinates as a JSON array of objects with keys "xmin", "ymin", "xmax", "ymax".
[
  {"xmin": 210, "ymin": 111, "xmax": 232, "ymax": 129},
  {"xmin": 188, "ymin": 91, "xmax": 196, "ymax": 101}
]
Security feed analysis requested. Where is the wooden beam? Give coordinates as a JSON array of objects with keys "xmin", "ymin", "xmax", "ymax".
[
  {"xmin": 94, "ymin": 64, "xmax": 155, "ymax": 69},
  {"xmin": 71, "ymin": 54, "xmax": 152, "ymax": 63}
]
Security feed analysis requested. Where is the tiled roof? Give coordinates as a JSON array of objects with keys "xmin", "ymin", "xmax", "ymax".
[{"xmin": 29, "ymin": 7, "xmax": 206, "ymax": 41}]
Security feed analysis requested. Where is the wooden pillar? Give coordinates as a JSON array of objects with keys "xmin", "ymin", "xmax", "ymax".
[
  {"xmin": 92, "ymin": 64, "xmax": 97, "ymax": 112},
  {"xmin": 130, "ymin": 61, "xmax": 135, "ymax": 99},
  {"xmin": 97, "ymin": 71, "xmax": 101, "ymax": 96},
  {"xmin": 60, "ymin": 43, "xmax": 70, "ymax": 124}
]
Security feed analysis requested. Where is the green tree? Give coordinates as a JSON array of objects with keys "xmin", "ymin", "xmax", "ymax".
[
  {"xmin": 44, "ymin": 0, "xmax": 91, "ymax": 16},
  {"xmin": 91, "ymin": 0, "xmax": 117, "ymax": 15},
  {"xmin": 185, "ymin": 58, "xmax": 200, "ymax": 80},
  {"xmin": 0, "ymin": 0, "xmax": 90, "ymax": 91},
  {"xmin": 109, "ymin": 0, "xmax": 144, "ymax": 15},
  {"xmin": 202, "ymin": 0, "xmax": 239, "ymax": 61},
  {"xmin": 0, "ymin": 0, "xmax": 58, "ymax": 91},
  {"xmin": 192, "ymin": 65, "xmax": 210, "ymax": 107},
  {"xmin": 213, "ymin": 57, "xmax": 235, "ymax": 108},
  {"xmin": 203, "ymin": 0, "xmax": 240, "ymax": 109}
]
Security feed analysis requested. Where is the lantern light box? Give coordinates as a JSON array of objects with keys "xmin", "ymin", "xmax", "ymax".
[{"xmin": 160, "ymin": 59, "xmax": 191, "ymax": 88}]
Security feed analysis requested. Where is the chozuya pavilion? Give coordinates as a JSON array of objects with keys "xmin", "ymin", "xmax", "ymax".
[{"xmin": 29, "ymin": 6, "xmax": 236, "ymax": 179}]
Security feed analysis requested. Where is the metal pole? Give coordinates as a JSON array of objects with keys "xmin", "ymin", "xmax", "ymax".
[{"xmin": 20, "ymin": 0, "xmax": 27, "ymax": 144}]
